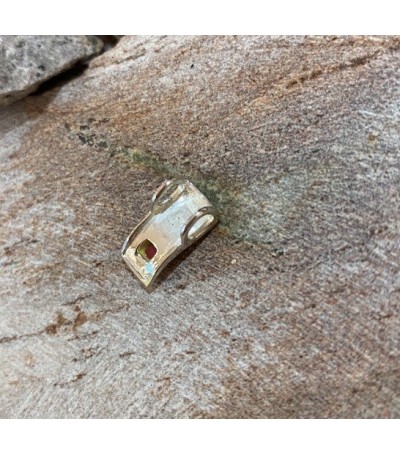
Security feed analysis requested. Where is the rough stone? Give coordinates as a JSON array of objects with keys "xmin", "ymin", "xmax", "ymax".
[
  {"xmin": 0, "ymin": 35, "xmax": 103, "ymax": 106},
  {"xmin": 0, "ymin": 36, "xmax": 399, "ymax": 418}
]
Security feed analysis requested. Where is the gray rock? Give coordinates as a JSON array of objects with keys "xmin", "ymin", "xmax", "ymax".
[
  {"xmin": 0, "ymin": 36, "xmax": 399, "ymax": 418},
  {"xmin": 0, "ymin": 35, "xmax": 103, "ymax": 106}
]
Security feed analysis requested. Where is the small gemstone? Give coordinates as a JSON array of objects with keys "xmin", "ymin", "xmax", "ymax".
[
  {"xmin": 145, "ymin": 262, "xmax": 154, "ymax": 275},
  {"xmin": 145, "ymin": 242, "xmax": 157, "ymax": 260},
  {"xmin": 136, "ymin": 239, "xmax": 158, "ymax": 261}
]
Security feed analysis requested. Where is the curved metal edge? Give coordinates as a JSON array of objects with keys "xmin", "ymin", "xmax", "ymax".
[
  {"xmin": 151, "ymin": 178, "xmax": 189, "ymax": 206},
  {"xmin": 120, "ymin": 211, "xmax": 152, "ymax": 256},
  {"xmin": 180, "ymin": 205, "xmax": 218, "ymax": 246},
  {"xmin": 151, "ymin": 179, "xmax": 172, "ymax": 204}
]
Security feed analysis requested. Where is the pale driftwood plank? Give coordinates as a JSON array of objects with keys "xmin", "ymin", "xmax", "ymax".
[{"xmin": 0, "ymin": 36, "xmax": 399, "ymax": 418}]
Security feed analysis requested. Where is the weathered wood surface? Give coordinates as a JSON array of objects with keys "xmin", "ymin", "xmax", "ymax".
[{"xmin": 0, "ymin": 36, "xmax": 399, "ymax": 418}]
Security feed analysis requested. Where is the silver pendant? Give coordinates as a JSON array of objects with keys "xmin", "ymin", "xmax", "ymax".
[{"xmin": 121, "ymin": 179, "xmax": 218, "ymax": 288}]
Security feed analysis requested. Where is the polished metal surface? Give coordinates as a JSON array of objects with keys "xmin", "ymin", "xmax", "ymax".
[{"xmin": 122, "ymin": 179, "xmax": 218, "ymax": 287}]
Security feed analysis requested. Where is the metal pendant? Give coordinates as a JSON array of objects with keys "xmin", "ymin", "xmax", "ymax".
[{"xmin": 121, "ymin": 179, "xmax": 218, "ymax": 288}]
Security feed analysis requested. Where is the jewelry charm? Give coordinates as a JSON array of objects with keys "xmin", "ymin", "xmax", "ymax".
[{"xmin": 121, "ymin": 179, "xmax": 218, "ymax": 287}]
